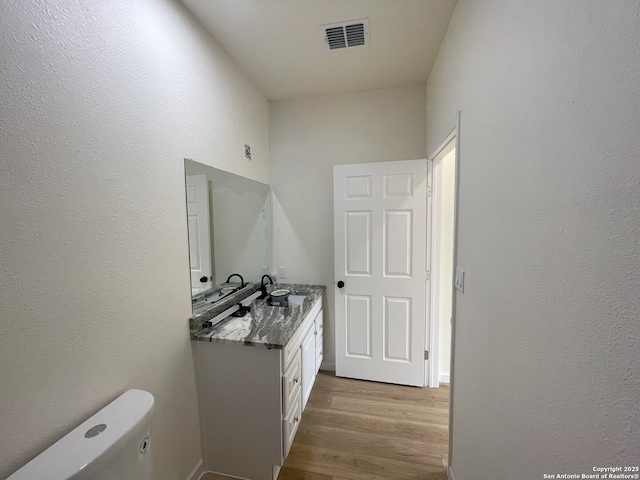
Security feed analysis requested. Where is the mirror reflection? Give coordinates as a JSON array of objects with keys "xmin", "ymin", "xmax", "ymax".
[{"xmin": 184, "ymin": 159, "xmax": 272, "ymax": 312}]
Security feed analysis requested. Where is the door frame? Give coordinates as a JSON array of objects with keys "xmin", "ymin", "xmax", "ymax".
[
  {"xmin": 427, "ymin": 112, "xmax": 461, "ymax": 388},
  {"xmin": 426, "ymin": 111, "xmax": 461, "ymax": 474},
  {"xmin": 427, "ymin": 110, "xmax": 462, "ymax": 472},
  {"xmin": 428, "ymin": 136, "xmax": 455, "ymax": 388}
]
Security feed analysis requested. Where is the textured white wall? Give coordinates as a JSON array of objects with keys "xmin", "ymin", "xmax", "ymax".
[
  {"xmin": 426, "ymin": 1, "xmax": 640, "ymax": 478},
  {"xmin": 0, "ymin": 0, "xmax": 269, "ymax": 478},
  {"xmin": 270, "ymin": 85, "xmax": 426, "ymax": 367}
]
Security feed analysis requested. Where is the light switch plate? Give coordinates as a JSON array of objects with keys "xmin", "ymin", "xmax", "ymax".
[
  {"xmin": 278, "ymin": 266, "xmax": 287, "ymax": 279},
  {"xmin": 454, "ymin": 268, "xmax": 464, "ymax": 292}
]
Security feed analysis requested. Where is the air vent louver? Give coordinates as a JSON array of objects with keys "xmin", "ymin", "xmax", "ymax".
[
  {"xmin": 345, "ymin": 23, "xmax": 365, "ymax": 47},
  {"xmin": 325, "ymin": 26, "xmax": 347, "ymax": 50},
  {"xmin": 322, "ymin": 19, "xmax": 369, "ymax": 50}
]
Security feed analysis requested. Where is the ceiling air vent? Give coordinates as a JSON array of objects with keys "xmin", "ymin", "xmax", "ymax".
[{"xmin": 322, "ymin": 19, "xmax": 369, "ymax": 50}]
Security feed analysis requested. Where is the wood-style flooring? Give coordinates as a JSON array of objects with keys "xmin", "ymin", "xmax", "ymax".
[{"xmin": 202, "ymin": 371, "xmax": 449, "ymax": 480}]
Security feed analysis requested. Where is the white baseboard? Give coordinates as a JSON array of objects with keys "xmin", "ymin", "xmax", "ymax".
[
  {"xmin": 320, "ymin": 361, "xmax": 336, "ymax": 371},
  {"xmin": 204, "ymin": 470, "xmax": 250, "ymax": 480},
  {"xmin": 448, "ymin": 465, "xmax": 456, "ymax": 480},
  {"xmin": 439, "ymin": 373, "xmax": 450, "ymax": 384},
  {"xmin": 186, "ymin": 459, "xmax": 204, "ymax": 480}
]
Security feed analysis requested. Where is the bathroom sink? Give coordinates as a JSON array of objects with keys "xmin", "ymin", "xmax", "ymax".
[{"xmin": 287, "ymin": 294, "xmax": 306, "ymax": 308}]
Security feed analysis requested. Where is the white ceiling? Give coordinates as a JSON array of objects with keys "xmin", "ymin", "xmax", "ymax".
[{"xmin": 179, "ymin": 0, "xmax": 458, "ymax": 101}]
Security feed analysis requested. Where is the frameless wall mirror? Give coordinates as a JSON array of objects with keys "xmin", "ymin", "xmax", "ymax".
[{"xmin": 184, "ymin": 159, "xmax": 272, "ymax": 312}]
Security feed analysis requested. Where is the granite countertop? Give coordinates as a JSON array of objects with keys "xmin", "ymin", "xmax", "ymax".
[{"xmin": 193, "ymin": 284, "xmax": 325, "ymax": 349}]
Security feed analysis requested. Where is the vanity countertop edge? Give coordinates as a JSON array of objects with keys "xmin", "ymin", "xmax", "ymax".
[{"xmin": 191, "ymin": 284, "xmax": 325, "ymax": 349}]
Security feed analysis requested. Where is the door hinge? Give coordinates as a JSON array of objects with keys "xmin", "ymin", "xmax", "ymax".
[
  {"xmin": 426, "ymin": 270, "xmax": 431, "ymax": 281},
  {"xmin": 424, "ymin": 350, "xmax": 429, "ymax": 360},
  {"xmin": 426, "ymin": 187, "xmax": 432, "ymax": 198}
]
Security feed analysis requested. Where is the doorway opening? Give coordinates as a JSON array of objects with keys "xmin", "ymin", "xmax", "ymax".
[{"xmin": 428, "ymin": 138, "xmax": 456, "ymax": 388}]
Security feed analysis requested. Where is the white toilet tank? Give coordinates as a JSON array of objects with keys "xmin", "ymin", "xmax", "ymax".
[{"xmin": 7, "ymin": 389, "xmax": 154, "ymax": 480}]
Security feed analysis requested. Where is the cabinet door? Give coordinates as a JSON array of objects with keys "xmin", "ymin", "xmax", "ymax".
[{"xmin": 300, "ymin": 324, "xmax": 316, "ymax": 410}]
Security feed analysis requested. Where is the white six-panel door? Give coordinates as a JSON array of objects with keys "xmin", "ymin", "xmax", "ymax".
[
  {"xmin": 334, "ymin": 159, "xmax": 427, "ymax": 387},
  {"xmin": 186, "ymin": 174, "xmax": 212, "ymax": 294}
]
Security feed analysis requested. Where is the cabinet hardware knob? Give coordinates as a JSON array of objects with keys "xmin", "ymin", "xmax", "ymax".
[
  {"xmin": 337, "ymin": 281, "xmax": 345, "ymax": 288},
  {"xmin": 294, "ymin": 416, "xmax": 299, "ymax": 423},
  {"xmin": 294, "ymin": 378, "xmax": 299, "ymax": 383},
  {"xmin": 200, "ymin": 276, "xmax": 208, "ymax": 283}
]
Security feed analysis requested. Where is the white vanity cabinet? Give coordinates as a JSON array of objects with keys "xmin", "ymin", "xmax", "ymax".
[{"xmin": 194, "ymin": 296, "xmax": 323, "ymax": 480}]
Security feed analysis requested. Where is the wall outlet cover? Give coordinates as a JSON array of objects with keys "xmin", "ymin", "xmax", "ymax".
[{"xmin": 278, "ymin": 266, "xmax": 287, "ymax": 279}]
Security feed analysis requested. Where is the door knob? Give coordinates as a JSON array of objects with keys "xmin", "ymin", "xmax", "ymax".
[
  {"xmin": 199, "ymin": 276, "xmax": 208, "ymax": 283},
  {"xmin": 337, "ymin": 281, "xmax": 345, "ymax": 288}
]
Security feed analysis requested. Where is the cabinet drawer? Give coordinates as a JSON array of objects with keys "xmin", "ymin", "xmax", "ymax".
[
  {"xmin": 282, "ymin": 349, "xmax": 301, "ymax": 414},
  {"xmin": 283, "ymin": 332, "xmax": 298, "ymax": 369},
  {"xmin": 283, "ymin": 388, "xmax": 302, "ymax": 458},
  {"xmin": 283, "ymin": 319, "xmax": 309, "ymax": 367}
]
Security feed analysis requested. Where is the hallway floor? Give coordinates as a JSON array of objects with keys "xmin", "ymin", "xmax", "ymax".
[{"xmin": 203, "ymin": 371, "xmax": 449, "ymax": 480}]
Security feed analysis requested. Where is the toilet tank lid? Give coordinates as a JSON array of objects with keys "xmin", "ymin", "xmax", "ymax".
[{"xmin": 7, "ymin": 389, "xmax": 154, "ymax": 480}]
